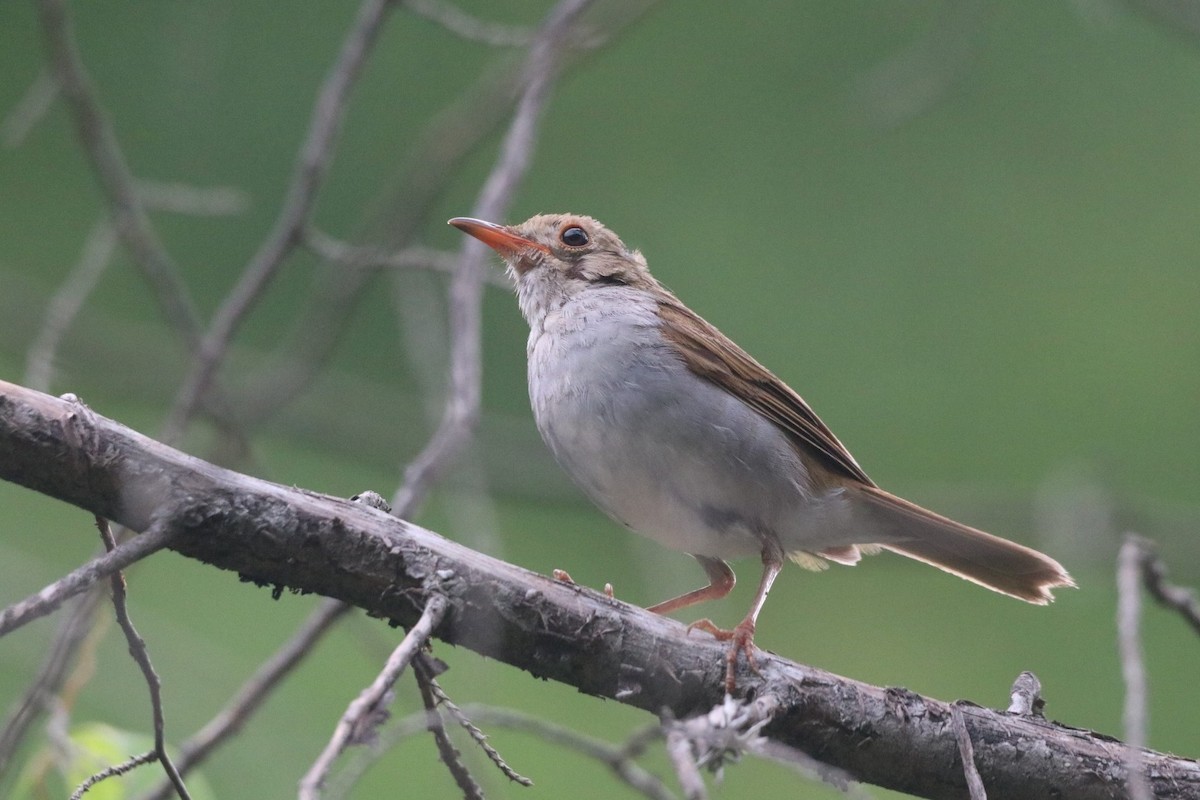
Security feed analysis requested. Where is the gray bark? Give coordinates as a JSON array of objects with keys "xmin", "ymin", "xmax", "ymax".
[{"xmin": 1, "ymin": 379, "xmax": 1196, "ymax": 800}]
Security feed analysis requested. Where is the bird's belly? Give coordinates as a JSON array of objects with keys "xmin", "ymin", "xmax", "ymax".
[{"xmin": 529, "ymin": 328, "xmax": 819, "ymax": 559}]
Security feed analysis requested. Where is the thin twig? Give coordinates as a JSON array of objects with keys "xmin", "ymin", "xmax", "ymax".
[
  {"xmin": 25, "ymin": 181, "xmax": 248, "ymax": 393},
  {"xmin": 137, "ymin": 598, "xmax": 352, "ymax": 800},
  {"xmin": 354, "ymin": 706, "xmax": 673, "ymax": 800},
  {"xmin": 660, "ymin": 694, "xmax": 864, "ymax": 796},
  {"xmin": 1, "ymin": 66, "xmax": 60, "ymax": 148},
  {"xmin": 471, "ymin": 711, "xmax": 668, "ymax": 799},
  {"xmin": 0, "ymin": 583, "xmax": 105, "ymax": 779},
  {"xmin": 1137, "ymin": 537, "xmax": 1200, "ymax": 637},
  {"xmin": 665, "ymin": 725, "xmax": 706, "ymax": 800},
  {"xmin": 1117, "ymin": 535, "xmax": 1153, "ymax": 800},
  {"xmin": 70, "ymin": 750, "xmax": 158, "ymax": 800},
  {"xmin": 33, "ymin": 0, "xmax": 250, "ymax": 445},
  {"xmin": 403, "ymin": 0, "xmax": 533, "ymax": 45},
  {"xmin": 95, "ymin": 518, "xmax": 190, "ymax": 799},
  {"xmin": 418, "ymin": 664, "xmax": 533, "ymax": 787},
  {"xmin": 164, "ymin": 0, "xmax": 398, "ymax": 441},
  {"xmin": 392, "ymin": 0, "xmax": 600, "ymax": 515},
  {"xmin": 34, "ymin": 0, "xmax": 203, "ymax": 348},
  {"xmin": 304, "ymin": 229, "xmax": 512, "ymax": 288},
  {"xmin": 664, "ymin": 695, "xmax": 780, "ymax": 795},
  {"xmin": 138, "ymin": 496, "xmax": 384, "ymax": 800},
  {"xmin": 235, "ymin": 68, "xmax": 524, "ymax": 428},
  {"xmin": 238, "ymin": 0, "xmax": 653, "ymax": 427},
  {"xmin": 0, "ymin": 523, "xmax": 173, "ymax": 638},
  {"xmin": 950, "ymin": 704, "xmax": 987, "ymax": 800},
  {"xmin": 299, "ymin": 594, "xmax": 448, "ymax": 799},
  {"xmin": 412, "ymin": 654, "xmax": 485, "ymax": 799},
  {"xmin": 235, "ymin": 1, "xmax": 656, "ymax": 429},
  {"xmin": 132, "ymin": 181, "xmax": 250, "ymax": 217},
  {"xmin": 751, "ymin": 740, "xmax": 873, "ymax": 800},
  {"xmin": 24, "ymin": 219, "xmax": 117, "ymax": 391}
]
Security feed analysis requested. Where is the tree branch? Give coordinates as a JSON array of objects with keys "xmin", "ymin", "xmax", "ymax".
[
  {"xmin": 1, "ymin": 66, "xmax": 59, "ymax": 148},
  {"xmin": 402, "ymin": 0, "xmax": 533, "ymax": 46},
  {"xmin": 0, "ymin": 518, "xmax": 173, "ymax": 637},
  {"xmin": 391, "ymin": 0, "xmax": 599, "ymax": 515},
  {"xmin": 1, "ymin": 380, "xmax": 1197, "ymax": 800},
  {"xmin": 137, "ymin": 597, "xmax": 352, "ymax": 800},
  {"xmin": 232, "ymin": 0, "xmax": 654, "ymax": 430},
  {"xmin": 70, "ymin": 750, "xmax": 158, "ymax": 800},
  {"xmin": 94, "ymin": 518, "xmax": 190, "ymax": 799},
  {"xmin": 1117, "ymin": 536, "xmax": 1153, "ymax": 800},
  {"xmin": 163, "ymin": 0, "xmax": 399, "ymax": 440},
  {"xmin": 411, "ymin": 654, "xmax": 486, "ymax": 800},
  {"xmin": 35, "ymin": 0, "xmax": 203, "ymax": 348},
  {"xmin": 0, "ymin": 584, "xmax": 105, "ymax": 778},
  {"xmin": 299, "ymin": 594, "xmax": 448, "ymax": 799}
]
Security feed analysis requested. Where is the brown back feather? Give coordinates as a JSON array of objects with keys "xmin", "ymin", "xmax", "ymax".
[{"xmin": 657, "ymin": 300, "xmax": 874, "ymax": 486}]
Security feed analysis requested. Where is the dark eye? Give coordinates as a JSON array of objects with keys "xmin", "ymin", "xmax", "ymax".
[{"xmin": 561, "ymin": 226, "xmax": 589, "ymax": 247}]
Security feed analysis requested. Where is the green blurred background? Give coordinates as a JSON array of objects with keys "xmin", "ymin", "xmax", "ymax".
[{"xmin": 2, "ymin": 0, "xmax": 1198, "ymax": 797}]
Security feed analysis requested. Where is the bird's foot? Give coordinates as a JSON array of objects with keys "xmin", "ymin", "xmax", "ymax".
[
  {"xmin": 687, "ymin": 618, "xmax": 759, "ymax": 693},
  {"xmin": 552, "ymin": 569, "xmax": 615, "ymax": 599}
]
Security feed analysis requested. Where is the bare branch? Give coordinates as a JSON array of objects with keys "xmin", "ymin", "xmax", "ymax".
[
  {"xmin": 139, "ymin": 495, "xmax": 380, "ymax": 800},
  {"xmin": 665, "ymin": 723, "xmax": 706, "ymax": 800},
  {"xmin": 376, "ymin": 706, "xmax": 673, "ymax": 800},
  {"xmin": 95, "ymin": 518, "xmax": 190, "ymax": 799},
  {"xmin": 751, "ymin": 739, "xmax": 871, "ymax": 800},
  {"xmin": 137, "ymin": 598, "xmax": 352, "ymax": 800},
  {"xmin": 235, "ymin": 0, "xmax": 654, "ymax": 426},
  {"xmin": 0, "ymin": 584, "xmax": 105, "ymax": 779},
  {"xmin": 392, "ymin": 0, "xmax": 600, "ymax": 515},
  {"xmin": 673, "ymin": 694, "xmax": 868, "ymax": 797},
  {"xmin": 0, "ymin": 521, "xmax": 173, "ymax": 638},
  {"xmin": 34, "ymin": 0, "xmax": 203, "ymax": 347},
  {"xmin": 417, "ymin": 668, "xmax": 533, "ymax": 787},
  {"xmin": 24, "ymin": 220, "xmax": 117, "ymax": 391},
  {"xmin": 1135, "ymin": 535, "xmax": 1200, "ymax": 636},
  {"xmin": 403, "ymin": 0, "xmax": 532, "ymax": 46},
  {"xmin": 1, "ymin": 66, "xmax": 59, "ymax": 148},
  {"xmin": 518, "ymin": 718, "xmax": 676, "ymax": 800},
  {"xmin": 1117, "ymin": 536, "xmax": 1154, "ymax": 800},
  {"xmin": 303, "ymin": 229, "xmax": 511, "ymax": 288},
  {"xmin": 950, "ymin": 704, "xmax": 987, "ymax": 800},
  {"xmin": 133, "ymin": 181, "xmax": 251, "ymax": 217},
  {"xmin": 412, "ymin": 655, "xmax": 485, "ymax": 800},
  {"xmin": 164, "ymin": 0, "xmax": 398, "ymax": 440},
  {"xmin": 234, "ymin": 68, "xmax": 522, "ymax": 427},
  {"xmin": 299, "ymin": 594, "xmax": 448, "ymax": 799},
  {"xmin": 70, "ymin": 750, "xmax": 158, "ymax": 800},
  {"xmin": 25, "ymin": 182, "xmax": 248, "ymax": 394},
  {"xmin": 661, "ymin": 694, "xmax": 860, "ymax": 797},
  {"xmin": 3, "ymin": 381, "xmax": 1199, "ymax": 800}
]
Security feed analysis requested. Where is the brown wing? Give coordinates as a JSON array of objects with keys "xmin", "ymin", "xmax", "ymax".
[{"xmin": 657, "ymin": 299, "xmax": 875, "ymax": 487}]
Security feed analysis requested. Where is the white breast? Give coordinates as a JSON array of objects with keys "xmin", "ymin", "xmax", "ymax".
[{"xmin": 522, "ymin": 284, "xmax": 844, "ymax": 560}]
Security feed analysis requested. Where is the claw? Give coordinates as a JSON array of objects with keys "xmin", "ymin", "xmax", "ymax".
[{"xmin": 687, "ymin": 618, "xmax": 759, "ymax": 693}]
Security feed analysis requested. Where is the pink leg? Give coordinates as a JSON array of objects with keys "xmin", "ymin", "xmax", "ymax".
[
  {"xmin": 647, "ymin": 555, "xmax": 735, "ymax": 615},
  {"xmin": 689, "ymin": 552, "xmax": 783, "ymax": 694}
]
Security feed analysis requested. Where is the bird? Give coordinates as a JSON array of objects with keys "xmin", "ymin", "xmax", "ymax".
[{"xmin": 449, "ymin": 213, "xmax": 1074, "ymax": 693}]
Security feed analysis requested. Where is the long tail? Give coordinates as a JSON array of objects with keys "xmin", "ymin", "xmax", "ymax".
[{"xmin": 851, "ymin": 485, "xmax": 1075, "ymax": 604}]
